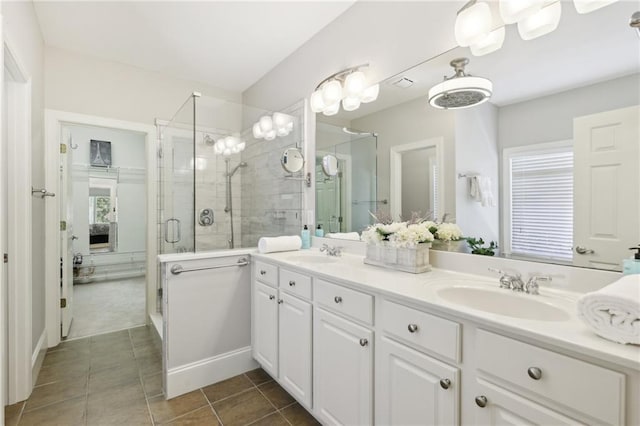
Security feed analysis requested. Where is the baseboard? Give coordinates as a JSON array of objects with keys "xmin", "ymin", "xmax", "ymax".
[
  {"xmin": 31, "ymin": 329, "xmax": 47, "ymax": 387},
  {"xmin": 165, "ymin": 346, "xmax": 258, "ymax": 399}
]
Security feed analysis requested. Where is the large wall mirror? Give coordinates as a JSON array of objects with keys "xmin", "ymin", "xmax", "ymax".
[{"xmin": 315, "ymin": 1, "xmax": 639, "ymax": 272}]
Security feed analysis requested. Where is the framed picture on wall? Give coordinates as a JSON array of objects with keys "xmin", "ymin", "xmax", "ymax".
[{"xmin": 90, "ymin": 139, "xmax": 112, "ymax": 167}]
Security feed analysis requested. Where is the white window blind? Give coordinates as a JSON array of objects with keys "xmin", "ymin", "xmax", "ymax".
[{"xmin": 509, "ymin": 149, "xmax": 574, "ymax": 261}]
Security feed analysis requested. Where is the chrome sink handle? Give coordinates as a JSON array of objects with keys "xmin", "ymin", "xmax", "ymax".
[
  {"xmin": 320, "ymin": 244, "xmax": 342, "ymax": 257},
  {"xmin": 525, "ymin": 274, "xmax": 552, "ymax": 295},
  {"xmin": 488, "ymin": 267, "xmax": 524, "ymax": 291}
]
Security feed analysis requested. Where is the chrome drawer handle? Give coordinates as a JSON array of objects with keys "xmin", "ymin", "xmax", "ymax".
[
  {"xmin": 359, "ymin": 338, "xmax": 368, "ymax": 347},
  {"xmin": 408, "ymin": 324, "xmax": 418, "ymax": 333},
  {"xmin": 334, "ymin": 296, "xmax": 343, "ymax": 304},
  {"xmin": 289, "ymin": 280, "xmax": 296, "ymax": 286},
  {"xmin": 475, "ymin": 395, "xmax": 487, "ymax": 408},
  {"xmin": 527, "ymin": 367, "xmax": 542, "ymax": 380},
  {"xmin": 269, "ymin": 295, "xmax": 275, "ymax": 300},
  {"xmin": 260, "ymin": 270, "xmax": 267, "ymax": 275},
  {"xmin": 439, "ymin": 379, "xmax": 451, "ymax": 390}
]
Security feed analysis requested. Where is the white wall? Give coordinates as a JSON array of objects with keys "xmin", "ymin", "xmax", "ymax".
[
  {"xmin": 45, "ymin": 47, "xmax": 241, "ymax": 125},
  {"xmin": 68, "ymin": 125, "xmax": 146, "ymax": 255},
  {"xmin": 3, "ymin": 1, "xmax": 46, "ymax": 352},
  {"xmin": 454, "ymin": 103, "xmax": 500, "ymax": 243}
]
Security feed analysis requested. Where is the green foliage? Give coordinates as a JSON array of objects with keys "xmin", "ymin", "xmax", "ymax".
[
  {"xmin": 466, "ymin": 237, "xmax": 498, "ymax": 256},
  {"xmin": 95, "ymin": 197, "xmax": 111, "ymax": 223}
]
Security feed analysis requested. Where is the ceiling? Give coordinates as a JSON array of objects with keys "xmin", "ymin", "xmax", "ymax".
[
  {"xmin": 33, "ymin": 1, "xmax": 355, "ymax": 93},
  {"xmin": 334, "ymin": 0, "xmax": 640, "ymax": 121}
]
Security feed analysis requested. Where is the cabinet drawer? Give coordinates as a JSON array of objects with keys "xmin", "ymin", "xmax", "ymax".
[
  {"xmin": 254, "ymin": 261, "xmax": 277, "ymax": 287},
  {"xmin": 476, "ymin": 330, "xmax": 625, "ymax": 425},
  {"xmin": 314, "ymin": 279, "xmax": 373, "ymax": 325},
  {"xmin": 279, "ymin": 268, "xmax": 312, "ymax": 300},
  {"xmin": 381, "ymin": 299, "xmax": 460, "ymax": 363}
]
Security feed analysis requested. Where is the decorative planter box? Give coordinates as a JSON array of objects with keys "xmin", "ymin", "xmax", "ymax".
[
  {"xmin": 431, "ymin": 239, "xmax": 468, "ymax": 253},
  {"xmin": 364, "ymin": 243, "xmax": 431, "ymax": 274}
]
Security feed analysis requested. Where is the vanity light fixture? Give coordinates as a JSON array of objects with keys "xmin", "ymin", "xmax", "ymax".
[
  {"xmin": 518, "ymin": 1, "xmax": 562, "ymax": 40},
  {"xmin": 573, "ymin": 0, "xmax": 618, "ymax": 14},
  {"xmin": 213, "ymin": 135, "xmax": 246, "ymax": 156},
  {"xmin": 252, "ymin": 112, "xmax": 294, "ymax": 141},
  {"xmin": 309, "ymin": 64, "xmax": 380, "ymax": 115},
  {"xmin": 428, "ymin": 58, "xmax": 492, "ymax": 110}
]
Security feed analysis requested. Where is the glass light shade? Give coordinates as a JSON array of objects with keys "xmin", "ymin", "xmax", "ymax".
[
  {"xmin": 344, "ymin": 71, "xmax": 367, "ymax": 97},
  {"xmin": 518, "ymin": 1, "xmax": 561, "ymax": 40},
  {"xmin": 573, "ymin": 0, "xmax": 617, "ymax": 13},
  {"xmin": 264, "ymin": 130, "xmax": 276, "ymax": 141},
  {"xmin": 321, "ymin": 80, "xmax": 343, "ymax": 106},
  {"xmin": 273, "ymin": 112, "xmax": 292, "ymax": 129},
  {"xmin": 454, "ymin": 1, "xmax": 492, "ymax": 47},
  {"xmin": 224, "ymin": 137, "xmax": 236, "ymax": 148},
  {"xmin": 237, "ymin": 142, "xmax": 246, "ymax": 151},
  {"xmin": 286, "ymin": 121, "xmax": 294, "ymax": 132},
  {"xmin": 277, "ymin": 127, "xmax": 289, "ymax": 137},
  {"xmin": 322, "ymin": 101, "xmax": 341, "ymax": 116},
  {"xmin": 470, "ymin": 26, "xmax": 506, "ymax": 56},
  {"xmin": 252, "ymin": 123, "xmax": 264, "ymax": 139},
  {"xmin": 499, "ymin": 0, "xmax": 544, "ymax": 24},
  {"xmin": 361, "ymin": 84, "xmax": 380, "ymax": 103},
  {"xmin": 223, "ymin": 148, "xmax": 231, "ymax": 156},
  {"xmin": 258, "ymin": 115, "xmax": 273, "ymax": 133},
  {"xmin": 428, "ymin": 76, "xmax": 493, "ymax": 109},
  {"xmin": 342, "ymin": 96, "xmax": 361, "ymax": 112},
  {"xmin": 310, "ymin": 90, "xmax": 326, "ymax": 113},
  {"xmin": 214, "ymin": 140, "xmax": 224, "ymax": 154}
]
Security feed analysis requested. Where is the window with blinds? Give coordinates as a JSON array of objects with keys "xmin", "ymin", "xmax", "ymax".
[{"xmin": 508, "ymin": 147, "xmax": 574, "ymax": 262}]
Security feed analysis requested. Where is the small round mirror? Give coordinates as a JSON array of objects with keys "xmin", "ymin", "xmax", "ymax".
[
  {"xmin": 322, "ymin": 154, "xmax": 339, "ymax": 176},
  {"xmin": 281, "ymin": 147, "xmax": 305, "ymax": 173}
]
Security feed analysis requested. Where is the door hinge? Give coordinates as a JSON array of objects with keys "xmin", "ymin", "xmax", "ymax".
[
  {"xmin": 3, "ymin": 253, "xmax": 7, "ymax": 264},
  {"xmin": 60, "ymin": 221, "xmax": 67, "ymax": 231},
  {"xmin": 60, "ymin": 143, "xmax": 67, "ymax": 154},
  {"xmin": 60, "ymin": 298, "xmax": 67, "ymax": 308},
  {"xmin": 158, "ymin": 288, "xmax": 163, "ymax": 298}
]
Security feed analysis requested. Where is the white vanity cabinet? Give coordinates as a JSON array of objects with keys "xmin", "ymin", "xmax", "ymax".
[{"xmin": 253, "ymin": 280, "xmax": 279, "ymax": 377}]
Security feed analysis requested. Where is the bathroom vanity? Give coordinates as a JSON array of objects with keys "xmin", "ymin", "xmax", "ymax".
[{"xmin": 251, "ymin": 250, "xmax": 639, "ymax": 425}]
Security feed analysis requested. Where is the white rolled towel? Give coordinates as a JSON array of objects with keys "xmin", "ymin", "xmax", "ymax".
[
  {"xmin": 577, "ymin": 275, "xmax": 640, "ymax": 344},
  {"xmin": 325, "ymin": 232, "xmax": 361, "ymax": 241},
  {"xmin": 258, "ymin": 236, "xmax": 302, "ymax": 254}
]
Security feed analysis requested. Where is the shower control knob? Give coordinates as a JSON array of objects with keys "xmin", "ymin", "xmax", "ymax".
[{"xmin": 198, "ymin": 208, "xmax": 214, "ymax": 226}]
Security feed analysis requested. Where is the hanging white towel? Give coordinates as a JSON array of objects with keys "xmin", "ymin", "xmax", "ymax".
[
  {"xmin": 469, "ymin": 176, "xmax": 482, "ymax": 202},
  {"xmin": 577, "ymin": 275, "xmax": 640, "ymax": 345},
  {"xmin": 469, "ymin": 176, "xmax": 495, "ymax": 207}
]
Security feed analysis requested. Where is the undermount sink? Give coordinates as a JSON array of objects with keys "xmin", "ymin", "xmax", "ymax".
[
  {"xmin": 286, "ymin": 254, "xmax": 339, "ymax": 264},
  {"xmin": 436, "ymin": 286, "xmax": 571, "ymax": 321}
]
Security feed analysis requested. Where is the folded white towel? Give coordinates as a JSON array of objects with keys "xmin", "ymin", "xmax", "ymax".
[
  {"xmin": 258, "ymin": 236, "xmax": 302, "ymax": 254},
  {"xmin": 325, "ymin": 232, "xmax": 361, "ymax": 241},
  {"xmin": 577, "ymin": 275, "xmax": 640, "ymax": 344}
]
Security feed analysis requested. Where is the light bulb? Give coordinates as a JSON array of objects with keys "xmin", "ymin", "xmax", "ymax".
[
  {"xmin": 573, "ymin": 0, "xmax": 617, "ymax": 14},
  {"xmin": 321, "ymin": 80, "xmax": 343, "ymax": 106},
  {"xmin": 518, "ymin": 1, "xmax": 561, "ymax": 40},
  {"xmin": 361, "ymin": 84, "xmax": 379, "ymax": 103},
  {"xmin": 454, "ymin": 1, "xmax": 492, "ymax": 47},
  {"xmin": 252, "ymin": 123, "xmax": 264, "ymax": 139},
  {"xmin": 277, "ymin": 127, "xmax": 289, "ymax": 137},
  {"xmin": 224, "ymin": 137, "xmax": 235, "ymax": 148},
  {"xmin": 322, "ymin": 101, "xmax": 340, "ymax": 116},
  {"xmin": 499, "ymin": 0, "xmax": 544, "ymax": 24},
  {"xmin": 273, "ymin": 112, "xmax": 291, "ymax": 129},
  {"xmin": 470, "ymin": 26, "xmax": 506, "ymax": 56},
  {"xmin": 344, "ymin": 71, "xmax": 367, "ymax": 97},
  {"xmin": 259, "ymin": 115, "xmax": 273, "ymax": 133},
  {"xmin": 265, "ymin": 130, "xmax": 276, "ymax": 141},
  {"xmin": 310, "ymin": 90, "xmax": 326, "ymax": 113},
  {"xmin": 342, "ymin": 96, "xmax": 361, "ymax": 112}
]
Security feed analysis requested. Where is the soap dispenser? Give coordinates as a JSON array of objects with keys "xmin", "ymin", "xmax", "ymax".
[
  {"xmin": 623, "ymin": 245, "xmax": 640, "ymax": 275},
  {"xmin": 315, "ymin": 224, "xmax": 324, "ymax": 237},
  {"xmin": 301, "ymin": 225, "xmax": 311, "ymax": 249}
]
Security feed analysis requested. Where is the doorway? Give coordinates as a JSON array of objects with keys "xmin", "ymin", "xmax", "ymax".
[{"xmin": 60, "ymin": 124, "xmax": 148, "ymax": 340}]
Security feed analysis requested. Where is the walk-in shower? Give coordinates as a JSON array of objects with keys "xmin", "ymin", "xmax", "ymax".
[{"xmin": 225, "ymin": 159, "xmax": 247, "ymax": 249}]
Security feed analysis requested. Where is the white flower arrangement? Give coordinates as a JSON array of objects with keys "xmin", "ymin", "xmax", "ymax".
[
  {"xmin": 433, "ymin": 222, "xmax": 463, "ymax": 242},
  {"xmin": 362, "ymin": 221, "xmax": 434, "ymax": 248}
]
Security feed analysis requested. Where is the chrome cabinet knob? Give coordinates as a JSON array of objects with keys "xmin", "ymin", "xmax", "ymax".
[
  {"xmin": 575, "ymin": 246, "xmax": 595, "ymax": 255},
  {"xmin": 475, "ymin": 395, "xmax": 488, "ymax": 408},
  {"xmin": 334, "ymin": 296, "xmax": 343, "ymax": 304},
  {"xmin": 407, "ymin": 324, "xmax": 419, "ymax": 333},
  {"xmin": 289, "ymin": 280, "xmax": 296, "ymax": 286},
  {"xmin": 439, "ymin": 379, "xmax": 451, "ymax": 389},
  {"xmin": 527, "ymin": 367, "xmax": 542, "ymax": 380},
  {"xmin": 269, "ymin": 295, "xmax": 275, "ymax": 300},
  {"xmin": 359, "ymin": 338, "xmax": 369, "ymax": 347},
  {"xmin": 277, "ymin": 299, "xmax": 283, "ymax": 304},
  {"xmin": 260, "ymin": 270, "xmax": 267, "ymax": 275}
]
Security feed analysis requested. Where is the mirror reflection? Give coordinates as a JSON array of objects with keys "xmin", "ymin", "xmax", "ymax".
[
  {"xmin": 88, "ymin": 176, "xmax": 117, "ymax": 252},
  {"xmin": 315, "ymin": 2, "xmax": 639, "ymax": 271}
]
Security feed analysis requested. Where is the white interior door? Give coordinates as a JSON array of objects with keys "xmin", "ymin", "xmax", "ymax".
[
  {"xmin": 573, "ymin": 106, "xmax": 640, "ymax": 270},
  {"xmin": 60, "ymin": 127, "xmax": 74, "ymax": 337}
]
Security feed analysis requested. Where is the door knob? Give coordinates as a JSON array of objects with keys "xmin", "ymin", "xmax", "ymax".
[
  {"xmin": 277, "ymin": 299, "xmax": 284, "ymax": 304},
  {"xmin": 334, "ymin": 296, "xmax": 343, "ymax": 304},
  {"xmin": 407, "ymin": 324, "xmax": 419, "ymax": 333},
  {"xmin": 289, "ymin": 280, "xmax": 296, "ymax": 286},
  {"xmin": 439, "ymin": 379, "xmax": 451, "ymax": 389},
  {"xmin": 527, "ymin": 367, "xmax": 542, "ymax": 380},
  {"xmin": 260, "ymin": 270, "xmax": 267, "ymax": 275},
  {"xmin": 575, "ymin": 246, "xmax": 594, "ymax": 255},
  {"xmin": 359, "ymin": 338, "xmax": 369, "ymax": 347},
  {"xmin": 475, "ymin": 395, "xmax": 488, "ymax": 408},
  {"xmin": 269, "ymin": 295, "xmax": 275, "ymax": 300}
]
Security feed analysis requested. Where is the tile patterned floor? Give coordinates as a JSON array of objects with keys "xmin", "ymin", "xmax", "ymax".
[{"xmin": 5, "ymin": 326, "xmax": 319, "ymax": 426}]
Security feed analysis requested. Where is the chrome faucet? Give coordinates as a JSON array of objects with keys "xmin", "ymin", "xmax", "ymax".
[
  {"xmin": 320, "ymin": 244, "xmax": 342, "ymax": 257},
  {"xmin": 525, "ymin": 274, "xmax": 552, "ymax": 295},
  {"xmin": 489, "ymin": 268, "xmax": 525, "ymax": 292}
]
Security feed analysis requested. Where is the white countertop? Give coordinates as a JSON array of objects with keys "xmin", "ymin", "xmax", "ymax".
[{"xmin": 253, "ymin": 249, "xmax": 640, "ymax": 371}]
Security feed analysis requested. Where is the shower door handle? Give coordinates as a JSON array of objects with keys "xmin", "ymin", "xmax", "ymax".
[{"xmin": 164, "ymin": 218, "xmax": 181, "ymax": 244}]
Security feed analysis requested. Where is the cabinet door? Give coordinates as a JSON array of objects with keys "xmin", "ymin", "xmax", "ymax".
[
  {"xmin": 253, "ymin": 281, "xmax": 278, "ymax": 377},
  {"xmin": 314, "ymin": 308, "xmax": 373, "ymax": 426},
  {"xmin": 278, "ymin": 292, "xmax": 312, "ymax": 408},
  {"xmin": 474, "ymin": 379, "xmax": 585, "ymax": 425},
  {"xmin": 377, "ymin": 337, "xmax": 460, "ymax": 426}
]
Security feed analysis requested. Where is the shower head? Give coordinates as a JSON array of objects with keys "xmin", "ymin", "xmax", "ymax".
[
  {"xmin": 428, "ymin": 58, "xmax": 492, "ymax": 109},
  {"xmin": 228, "ymin": 161, "xmax": 247, "ymax": 177}
]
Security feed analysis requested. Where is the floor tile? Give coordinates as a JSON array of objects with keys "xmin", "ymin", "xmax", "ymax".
[
  {"xmin": 19, "ymin": 395, "xmax": 86, "ymax": 426},
  {"xmin": 137, "ymin": 352, "xmax": 163, "ymax": 376},
  {"xmin": 281, "ymin": 403, "xmax": 320, "ymax": 426},
  {"xmin": 202, "ymin": 374, "xmax": 253, "ymax": 403},
  {"xmin": 41, "ymin": 347, "xmax": 90, "ymax": 368},
  {"xmin": 90, "ymin": 329, "xmax": 131, "ymax": 343},
  {"xmin": 258, "ymin": 381, "xmax": 295, "ymax": 409},
  {"xmin": 24, "ymin": 376, "xmax": 88, "ymax": 412},
  {"xmin": 48, "ymin": 337, "xmax": 90, "ymax": 352},
  {"xmin": 90, "ymin": 337, "xmax": 134, "ymax": 354},
  {"xmin": 248, "ymin": 411, "xmax": 290, "ymax": 426},
  {"xmin": 87, "ymin": 381, "xmax": 151, "ymax": 425},
  {"xmin": 90, "ymin": 348, "xmax": 136, "ymax": 371},
  {"xmin": 4, "ymin": 401, "xmax": 24, "ymax": 426},
  {"xmin": 88, "ymin": 360, "xmax": 141, "ymax": 393},
  {"xmin": 213, "ymin": 388, "xmax": 275, "ymax": 426},
  {"xmin": 141, "ymin": 372, "xmax": 164, "ymax": 398},
  {"xmin": 147, "ymin": 390, "xmax": 209, "ymax": 423},
  {"xmin": 133, "ymin": 340, "xmax": 161, "ymax": 359},
  {"xmin": 245, "ymin": 368, "xmax": 273, "ymax": 386},
  {"xmin": 36, "ymin": 359, "xmax": 90, "ymax": 386},
  {"xmin": 161, "ymin": 406, "xmax": 220, "ymax": 425}
]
